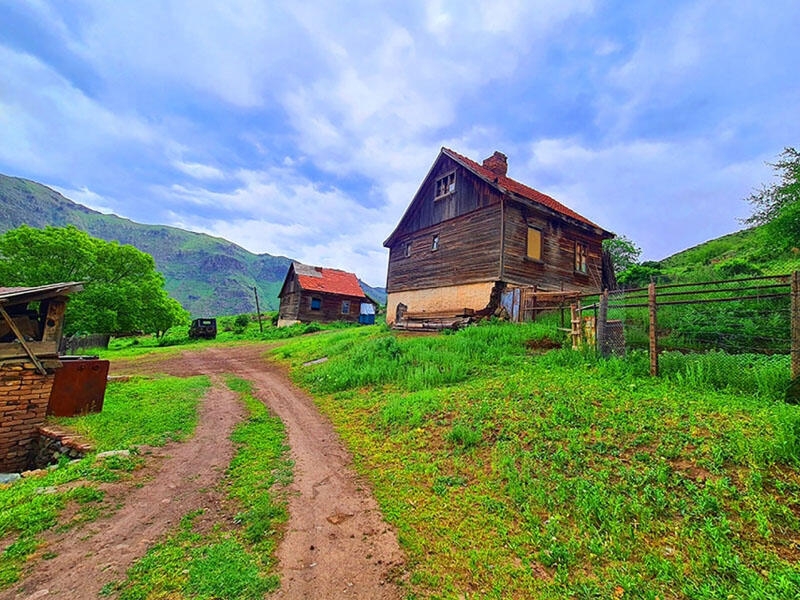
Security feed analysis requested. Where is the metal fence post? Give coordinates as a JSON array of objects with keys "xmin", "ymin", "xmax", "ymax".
[
  {"xmin": 792, "ymin": 270, "xmax": 799, "ymax": 380},
  {"xmin": 649, "ymin": 282, "xmax": 659, "ymax": 376}
]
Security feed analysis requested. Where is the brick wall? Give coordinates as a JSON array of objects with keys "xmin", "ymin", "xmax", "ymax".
[{"xmin": 0, "ymin": 360, "xmax": 58, "ymax": 472}]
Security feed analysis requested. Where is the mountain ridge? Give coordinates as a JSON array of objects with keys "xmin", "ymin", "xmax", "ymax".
[{"xmin": 0, "ymin": 174, "xmax": 387, "ymax": 316}]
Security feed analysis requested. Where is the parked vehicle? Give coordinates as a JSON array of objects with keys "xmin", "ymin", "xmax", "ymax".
[{"xmin": 189, "ymin": 318, "xmax": 217, "ymax": 339}]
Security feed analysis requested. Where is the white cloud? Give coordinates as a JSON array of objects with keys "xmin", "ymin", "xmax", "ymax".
[
  {"xmin": 522, "ymin": 137, "xmax": 773, "ymax": 260},
  {"xmin": 0, "ymin": 45, "xmax": 157, "ymax": 180},
  {"xmin": 171, "ymin": 160, "xmax": 225, "ymax": 181}
]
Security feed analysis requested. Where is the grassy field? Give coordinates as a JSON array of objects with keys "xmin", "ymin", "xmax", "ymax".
[
  {"xmin": 0, "ymin": 375, "xmax": 209, "ymax": 588},
  {"xmin": 4, "ymin": 315, "xmax": 798, "ymax": 598},
  {"xmin": 273, "ymin": 321, "xmax": 800, "ymax": 599}
]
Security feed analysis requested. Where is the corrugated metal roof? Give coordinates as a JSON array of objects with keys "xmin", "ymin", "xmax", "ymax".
[
  {"xmin": 293, "ymin": 263, "xmax": 366, "ymax": 297},
  {"xmin": 0, "ymin": 282, "xmax": 84, "ymax": 304}
]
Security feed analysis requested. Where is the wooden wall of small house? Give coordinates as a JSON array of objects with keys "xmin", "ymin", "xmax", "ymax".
[
  {"xmin": 501, "ymin": 199, "xmax": 604, "ymax": 292},
  {"xmin": 278, "ymin": 289, "xmax": 301, "ymax": 321},
  {"xmin": 296, "ymin": 292, "xmax": 365, "ymax": 323},
  {"xmin": 394, "ymin": 156, "xmax": 501, "ymax": 237},
  {"xmin": 386, "ymin": 203, "xmax": 502, "ymax": 293}
]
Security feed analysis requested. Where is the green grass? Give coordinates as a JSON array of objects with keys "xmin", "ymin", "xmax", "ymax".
[
  {"xmin": 55, "ymin": 375, "xmax": 209, "ymax": 450},
  {"xmin": 272, "ymin": 322, "xmax": 800, "ymax": 599},
  {"xmin": 112, "ymin": 376, "xmax": 291, "ymax": 600},
  {"xmin": 0, "ymin": 375, "xmax": 208, "ymax": 589},
  {"xmin": 77, "ymin": 317, "xmax": 363, "ymax": 360}
]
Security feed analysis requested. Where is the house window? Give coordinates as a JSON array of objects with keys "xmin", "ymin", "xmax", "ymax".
[
  {"xmin": 527, "ymin": 227, "xmax": 542, "ymax": 261},
  {"xmin": 341, "ymin": 300, "xmax": 350, "ymax": 314},
  {"xmin": 431, "ymin": 235, "xmax": 439, "ymax": 251},
  {"xmin": 574, "ymin": 242, "xmax": 588, "ymax": 273},
  {"xmin": 435, "ymin": 171, "xmax": 456, "ymax": 199},
  {"xmin": 404, "ymin": 242, "xmax": 412, "ymax": 257},
  {"xmin": 310, "ymin": 296, "xmax": 322, "ymax": 311}
]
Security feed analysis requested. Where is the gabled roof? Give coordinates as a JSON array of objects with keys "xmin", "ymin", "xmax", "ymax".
[
  {"xmin": 384, "ymin": 147, "xmax": 610, "ymax": 247},
  {"xmin": 286, "ymin": 262, "xmax": 366, "ymax": 298},
  {"xmin": 442, "ymin": 148, "xmax": 600, "ymax": 228}
]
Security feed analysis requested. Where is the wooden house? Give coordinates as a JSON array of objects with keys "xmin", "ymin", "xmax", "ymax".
[
  {"xmin": 383, "ymin": 148, "xmax": 614, "ymax": 326},
  {"xmin": 277, "ymin": 262, "xmax": 373, "ymax": 327}
]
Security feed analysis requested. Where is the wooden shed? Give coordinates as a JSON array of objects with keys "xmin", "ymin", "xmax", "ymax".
[
  {"xmin": 277, "ymin": 262, "xmax": 373, "ymax": 327},
  {"xmin": 0, "ymin": 282, "xmax": 83, "ymax": 472},
  {"xmin": 383, "ymin": 148, "xmax": 614, "ymax": 326}
]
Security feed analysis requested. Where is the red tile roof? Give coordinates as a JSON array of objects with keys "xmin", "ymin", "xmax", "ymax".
[
  {"xmin": 442, "ymin": 148, "xmax": 600, "ymax": 228},
  {"xmin": 295, "ymin": 265, "xmax": 366, "ymax": 298}
]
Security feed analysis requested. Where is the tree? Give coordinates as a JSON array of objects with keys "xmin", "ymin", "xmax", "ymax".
[
  {"xmin": 742, "ymin": 147, "xmax": 800, "ymax": 251},
  {"xmin": 0, "ymin": 225, "xmax": 189, "ymax": 336},
  {"xmin": 602, "ymin": 235, "xmax": 643, "ymax": 277}
]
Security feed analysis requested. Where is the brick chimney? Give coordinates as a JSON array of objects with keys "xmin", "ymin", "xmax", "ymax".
[{"xmin": 482, "ymin": 151, "xmax": 508, "ymax": 177}]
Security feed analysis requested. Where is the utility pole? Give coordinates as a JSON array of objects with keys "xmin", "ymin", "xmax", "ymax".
[{"xmin": 253, "ymin": 286, "xmax": 263, "ymax": 333}]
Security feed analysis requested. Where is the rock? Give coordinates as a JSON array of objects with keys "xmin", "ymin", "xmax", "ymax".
[
  {"xmin": 0, "ymin": 473, "xmax": 21, "ymax": 484},
  {"xmin": 95, "ymin": 450, "xmax": 131, "ymax": 460},
  {"xmin": 21, "ymin": 469, "xmax": 47, "ymax": 478}
]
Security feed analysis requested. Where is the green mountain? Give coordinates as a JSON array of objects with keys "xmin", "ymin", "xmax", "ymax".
[{"xmin": 0, "ymin": 174, "xmax": 293, "ymax": 316}]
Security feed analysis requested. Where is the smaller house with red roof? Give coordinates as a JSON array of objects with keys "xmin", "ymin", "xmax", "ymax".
[
  {"xmin": 277, "ymin": 262, "xmax": 374, "ymax": 327},
  {"xmin": 383, "ymin": 148, "xmax": 614, "ymax": 326}
]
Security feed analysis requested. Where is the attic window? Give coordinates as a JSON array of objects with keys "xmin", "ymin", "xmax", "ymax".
[
  {"xmin": 435, "ymin": 171, "xmax": 456, "ymax": 200},
  {"xmin": 431, "ymin": 235, "xmax": 439, "ymax": 251},
  {"xmin": 404, "ymin": 242, "xmax": 412, "ymax": 258},
  {"xmin": 574, "ymin": 242, "xmax": 588, "ymax": 274}
]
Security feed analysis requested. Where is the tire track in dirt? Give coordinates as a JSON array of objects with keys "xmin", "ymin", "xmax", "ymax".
[
  {"xmin": 3, "ymin": 374, "xmax": 244, "ymax": 600},
  {"xmin": 4, "ymin": 343, "xmax": 406, "ymax": 599},
  {"xmin": 212, "ymin": 347, "xmax": 407, "ymax": 599}
]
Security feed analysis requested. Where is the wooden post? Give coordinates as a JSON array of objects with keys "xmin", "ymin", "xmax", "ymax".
[
  {"xmin": 649, "ymin": 282, "xmax": 658, "ymax": 376},
  {"xmin": 792, "ymin": 270, "xmax": 799, "ymax": 380},
  {"xmin": 571, "ymin": 302, "xmax": 581, "ymax": 350},
  {"xmin": 597, "ymin": 290, "xmax": 608, "ymax": 356},
  {"xmin": 253, "ymin": 287, "xmax": 263, "ymax": 333}
]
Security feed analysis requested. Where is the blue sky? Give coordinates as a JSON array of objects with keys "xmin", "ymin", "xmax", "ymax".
[{"xmin": 1, "ymin": 1, "xmax": 798, "ymax": 287}]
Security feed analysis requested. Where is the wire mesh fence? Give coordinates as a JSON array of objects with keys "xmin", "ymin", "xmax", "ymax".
[{"xmin": 574, "ymin": 273, "xmax": 798, "ymax": 399}]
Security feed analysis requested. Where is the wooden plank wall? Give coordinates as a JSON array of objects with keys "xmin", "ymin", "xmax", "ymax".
[
  {"xmin": 278, "ymin": 290, "xmax": 302, "ymax": 321},
  {"xmin": 386, "ymin": 203, "xmax": 502, "ymax": 293},
  {"xmin": 501, "ymin": 199, "xmax": 604, "ymax": 293},
  {"xmin": 295, "ymin": 291, "xmax": 365, "ymax": 324},
  {"xmin": 392, "ymin": 155, "xmax": 500, "ymax": 238}
]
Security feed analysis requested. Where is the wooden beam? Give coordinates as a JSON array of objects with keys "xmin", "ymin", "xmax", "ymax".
[
  {"xmin": 41, "ymin": 299, "xmax": 66, "ymax": 342},
  {"xmin": 0, "ymin": 305, "xmax": 48, "ymax": 375}
]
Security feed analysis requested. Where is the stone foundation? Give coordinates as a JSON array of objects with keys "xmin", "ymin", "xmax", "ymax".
[
  {"xmin": 386, "ymin": 281, "xmax": 496, "ymax": 325},
  {"xmin": 33, "ymin": 425, "xmax": 93, "ymax": 469}
]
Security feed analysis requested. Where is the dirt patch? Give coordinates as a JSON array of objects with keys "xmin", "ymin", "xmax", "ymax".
[
  {"xmin": 525, "ymin": 337, "xmax": 563, "ymax": 351},
  {"xmin": 3, "ymin": 344, "xmax": 406, "ymax": 599}
]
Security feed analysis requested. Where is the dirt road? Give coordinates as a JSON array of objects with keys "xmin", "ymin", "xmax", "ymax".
[{"xmin": 4, "ymin": 344, "xmax": 405, "ymax": 599}]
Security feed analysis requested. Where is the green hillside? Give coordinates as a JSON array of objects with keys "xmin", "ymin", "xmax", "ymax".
[
  {"xmin": 648, "ymin": 226, "xmax": 800, "ymax": 284},
  {"xmin": 0, "ymin": 175, "xmax": 321, "ymax": 316}
]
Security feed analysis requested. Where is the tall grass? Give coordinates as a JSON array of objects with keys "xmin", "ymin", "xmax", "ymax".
[
  {"xmin": 288, "ymin": 320, "xmax": 558, "ymax": 393},
  {"xmin": 272, "ymin": 320, "xmax": 800, "ymax": 599}
]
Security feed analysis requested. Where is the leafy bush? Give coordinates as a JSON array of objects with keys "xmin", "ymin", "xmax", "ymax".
[{"xmin": 233, "ymin": 314, "xmax": 250, "ymax": 333}]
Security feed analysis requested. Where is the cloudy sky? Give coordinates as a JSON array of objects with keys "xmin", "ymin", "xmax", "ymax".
[{"xmin": 1, "ymin": 1, "xmax": 798, "ymax": 287}]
